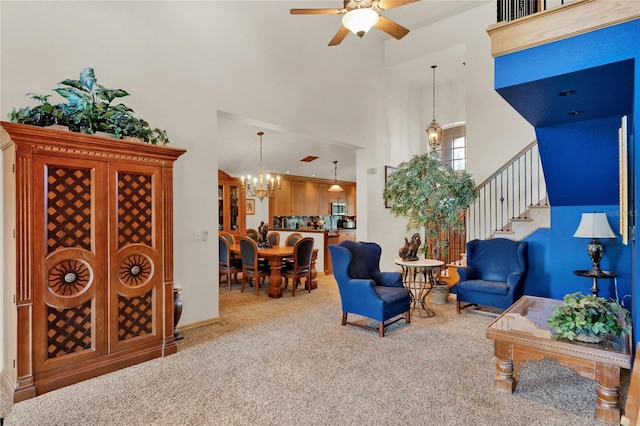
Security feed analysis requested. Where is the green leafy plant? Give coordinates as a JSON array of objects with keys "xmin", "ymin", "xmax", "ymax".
[
  {"xmin": 382, "ymin": 151, "xmax": 477, "ymax": 260},
  {"xmin": 8, "ymin": 68, "xmax": 169, "ymax": 145},
  {"xmin": 547, "ymin": 292, "xmax": 631, "ymax": 341}
]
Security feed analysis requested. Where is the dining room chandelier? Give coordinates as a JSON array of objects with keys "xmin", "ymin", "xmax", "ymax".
[
  {"xmin": 241, "ymin": 131, "xmax": 281, "ymax": 202},
  {"xmin": 426, "ymin": 65, "xmax": 443, "ymax": 151}
]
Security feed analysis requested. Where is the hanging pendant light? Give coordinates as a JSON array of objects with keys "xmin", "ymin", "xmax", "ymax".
[
  {"xmin": 328, "ymin": 160, "xmax": 344, "ymax": 192},
  {"xmin": 426, "ymin": 65, "xmax": 443, "ymax": 151},
  {"xmin": 241, "ymin": 131, "xmax": 281, "ymax": 202}
]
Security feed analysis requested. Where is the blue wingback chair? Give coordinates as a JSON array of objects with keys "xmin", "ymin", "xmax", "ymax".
[
  {"xmin": 451, "ymin": 238, "xmax": 528, "ymax": 313},
  {"xmin": 328, "ymin": 240, "xmax": 411, "ymax": 337}
]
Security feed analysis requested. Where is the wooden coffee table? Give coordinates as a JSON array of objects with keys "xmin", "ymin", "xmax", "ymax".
[{"xmin": 486, "ymin": 296, "xmax": 631, "ymax": 425}]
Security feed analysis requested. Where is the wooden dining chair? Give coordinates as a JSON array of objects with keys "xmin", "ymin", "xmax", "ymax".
[
  {"xmin": 239, "ymin": 237, "xmax": 270, "ymax": 296},
  {"xmin": 281, "ymin": 237, "xmax": 314, "ymax": 297},
  {"xmin": 267, "ymin": 231, "xmax": 280, "ymax": 247},
  {"xmin": 246, "ymin": 229, "xmax": 259, "ymax": 242},
  {"xmin": 284, "ymin": 232, "xmax": 303, "ymax": 247},
  {"xmin": 219, "ymin": 236, "xmax": 242, "ymax": 290},
  {"xmin": 219, "ymin": 232, "xmax": 235, "ymax": 246}
]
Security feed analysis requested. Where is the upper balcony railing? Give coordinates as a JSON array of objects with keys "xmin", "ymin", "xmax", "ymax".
[{"xmin": 489, "ymin": 0, "xmax": 640, "ymax": 57}]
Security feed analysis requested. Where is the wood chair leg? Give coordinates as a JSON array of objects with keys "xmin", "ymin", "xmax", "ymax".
[
  {"xmin": 456, "ymin": 300, "xmax": 461, "ymax": 314},
  {"xmin": 240, "ymin": 276, "xmax": 246, "ymax": 293},
  {"xmin": 379, "ymin": 322, "xmax": 385, "ymax": 338},
  {"xmin": 256, "ymin": 276, "xmax": 260, "ymax": 296},
  {"xmin": 342, "ymin": 312, "xmax": 348, "ymax": 326},
  {"xmin": 406, "ymin": 309, "xmax": 411, "ymax": 324},
  {"xmin": 227, "ymin": 271, "xmax": 232, "ymax": 290}
]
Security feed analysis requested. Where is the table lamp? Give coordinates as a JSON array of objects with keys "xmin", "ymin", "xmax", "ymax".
[{"xmin": 573, "ymin": 212, "xmax": 616, "ymax": 274}]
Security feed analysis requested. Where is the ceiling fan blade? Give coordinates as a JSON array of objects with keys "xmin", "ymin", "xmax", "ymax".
[
  {"xmin": 375, "ymin": 15, "xmax": 409, "ymax": 40},
  {"xmin": 290, "ymin": 8, "xmax": 344, "ymax": 15},
  {"xmin": 328, "ymin": 26, "xmax": 350, "ymax": 46},
  {"xmin": 376, "ymin": 0, "xmax": 420, "ymax": 11}
]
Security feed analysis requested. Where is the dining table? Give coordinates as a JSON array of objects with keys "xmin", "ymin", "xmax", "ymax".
[{"xmin": 230, "ymin": 244, "xmax": 318, "ymax": 298}]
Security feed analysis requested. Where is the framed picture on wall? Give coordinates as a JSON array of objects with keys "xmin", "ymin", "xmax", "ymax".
[
  {"xmin": 246, "ymin": 199, "xmax": 256, "ymax": 215},
  {"xmin": 619, "ymin": 115, "xmax": 628, "ymax": 245},
  {"xmin": 384, "ymin": 166, "xmax": 397, "ymax": 209}
]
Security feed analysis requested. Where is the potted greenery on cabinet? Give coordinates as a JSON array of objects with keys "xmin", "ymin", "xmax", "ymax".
[{"xmin": 8, "ymin": 67, "xmax": 169, "ymax": 145}]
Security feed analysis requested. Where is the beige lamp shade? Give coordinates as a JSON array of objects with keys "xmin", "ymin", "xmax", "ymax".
[{"xmin": 573, "ymin": 213, "xmax": 616, "ymax": 239}]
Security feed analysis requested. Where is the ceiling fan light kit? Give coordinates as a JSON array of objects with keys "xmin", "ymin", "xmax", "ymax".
[
  {"xmin": 342, "ymin": 8, "xmax": 379, "ymax": 38},
  {"xmin": 290, "ymin": 0, "xmax": 417, "ymax": 46}
]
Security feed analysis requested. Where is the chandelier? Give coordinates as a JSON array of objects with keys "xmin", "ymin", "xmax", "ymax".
[
  {"xmin": 241, "ymin": 131, "xmax": 281, "ymax": 202},
  {"xmin": 426, "ymin": 65, "xmax": 443, "ymax": 151},
  {"xmin": 328, "ymin": 160, "xmax": 344, "ymax": 192}
]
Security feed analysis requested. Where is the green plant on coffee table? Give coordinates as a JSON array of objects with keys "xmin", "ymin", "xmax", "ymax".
[
  {"xmin": 547, "ymin": 292, "xmax": 631, "ymax": 342},
  {"xmin": 8, "ymin": 68, "xmax": 169, "ymax": 145}
]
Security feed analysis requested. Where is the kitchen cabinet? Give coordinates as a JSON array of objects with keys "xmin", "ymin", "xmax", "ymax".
[
  {"xmin": 337, "ymin": 230, "xmax": 356, "ymax": 243},
  {"xmin": 316, "ymin": 183, "xmax": 330, "ymax": 215},
  {"xmin": 268, "ymin": 175, "xmax": 355, "ymax": 218},
  {"xmin": 271, "ymin": 179, "xmax": 291, "ymax": 216},
  {"xmin": 218, "ymin": 170, "xmax": 245, "ymax": 235},
  {"xmin": 345, "ymin": 184, "xmax": 356, "ymax": 216},
  {"xmin": 0, "ymin": 122, "xmax": 185, "ymax": 401},
  {"xmin": 304, "ymin": 182, "xmax": 330, "ymax": 216},
  {"xmin": 291, "ymin": 181, "xmax": 307, "ymax": 215}
]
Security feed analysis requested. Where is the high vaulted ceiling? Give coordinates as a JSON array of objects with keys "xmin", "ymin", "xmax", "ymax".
[{"xmin": 217, "ymin": 0, "xmax": 491, "ymax": 181}]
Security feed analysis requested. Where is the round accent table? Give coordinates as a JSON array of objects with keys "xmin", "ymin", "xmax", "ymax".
[
  {"xmin": 394, "ymin": 258, "xmax": 444, "ymax": 317},
  {"xmin": 573, "ymin": 270, "xmax": 617, "ymax": 296}
]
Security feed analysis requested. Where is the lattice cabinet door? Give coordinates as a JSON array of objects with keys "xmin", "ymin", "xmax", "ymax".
[
  {"xmin": 32, "ymin": 156, "xmax": 109, "ymax": 374},
  {"xmin": 109, "ymin": 164, "xmax": 164, "ymax": 353}
]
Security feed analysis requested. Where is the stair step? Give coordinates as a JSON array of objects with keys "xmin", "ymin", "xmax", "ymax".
[
  {"xmin": 494, "ymin": 230, "xmax": 515, "ymax": 234},
  {"xmin": 529, "ymin": 203, "xmax": 550, "ymax": 209},
  {"xmin": 511, "ymin": 218, "xmax": 534, "ymax": 222}
]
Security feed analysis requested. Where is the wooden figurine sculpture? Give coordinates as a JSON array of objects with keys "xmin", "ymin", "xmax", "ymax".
[
  {"xmin": 398, "ymin": 233, "xmax": 421, "ymax": 261},
  {"xmin": 258, "ymin": 221, "xmax": 270, "ymax": 247}
]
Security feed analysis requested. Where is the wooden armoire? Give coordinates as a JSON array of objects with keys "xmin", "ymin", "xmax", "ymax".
[{"xmin": 0, "ymin": 122, "xmax": 185, "ymax": 401}]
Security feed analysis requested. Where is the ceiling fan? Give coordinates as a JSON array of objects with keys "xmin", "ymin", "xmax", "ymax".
[{"xmin": 290, "ymin": 0, "xmax": 419, "ymax": 46}]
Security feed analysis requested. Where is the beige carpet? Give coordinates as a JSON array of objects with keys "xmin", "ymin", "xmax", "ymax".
[{"xmin": 0, "ymin": 275, "xmax": 629, "ymax": 425}]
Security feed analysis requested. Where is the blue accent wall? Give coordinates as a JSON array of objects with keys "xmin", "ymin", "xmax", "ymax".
[
  {"xmin": 493, "ymin": 18, "xmax": 639, "ymax": 346},
  {"xmin": 536, "ymin": 116, "xmax": 621, "ymax": 207},
  {"xmin": 548, "ymin": 205, "xmax": 632, "ymax": 305},
  {"xmin": 522, "ymin": 228, "xmax": 551, "ymax": 297}
]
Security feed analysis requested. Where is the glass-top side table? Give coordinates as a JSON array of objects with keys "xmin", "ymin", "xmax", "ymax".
[{"xmin": 394, "ymin": 258, "xmax": 444, "ymax": 317}]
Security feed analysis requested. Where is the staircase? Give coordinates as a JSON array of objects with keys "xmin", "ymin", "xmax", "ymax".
[{"xmin": 467, "ymin": 140, "xmax": 549, "ymax": 243}]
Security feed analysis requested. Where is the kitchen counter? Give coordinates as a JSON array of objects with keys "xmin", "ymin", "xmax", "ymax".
[{"xmin": 274, "ymin": 227, "xmax": 355, "ymax": 234}]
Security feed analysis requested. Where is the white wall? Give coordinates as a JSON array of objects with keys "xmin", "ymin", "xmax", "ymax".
[
  {"xmin": 0, "ymin": 1, "xmax": 385, "ymax": 328},
  {"xmin": 362, "ymin": 2, "xmax": 535, "ymax": 271},
  {"xmin": 0, "ymin": 1, "xmax": 535, "ymax": 331}
]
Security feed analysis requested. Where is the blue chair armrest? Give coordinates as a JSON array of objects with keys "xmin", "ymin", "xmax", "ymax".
[
  {"xmin": 457, "ymin": 266, "xmax": 477, "ymax": 282},
  {"xmin": 344, "ymin": 278, "xmax": 384, "ymax": 299},
  {"xmin": 506, "ymin": 271, "xmax": 525, "ymax": 289},
  {"xmin": 375, "ymin": 271, "xmax": 403, "ymax": 288}
]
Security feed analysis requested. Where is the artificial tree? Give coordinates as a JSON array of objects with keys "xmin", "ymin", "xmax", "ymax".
[{"xmin": 383, "ymin": 151, "xmax": 477, "ymax": 262}]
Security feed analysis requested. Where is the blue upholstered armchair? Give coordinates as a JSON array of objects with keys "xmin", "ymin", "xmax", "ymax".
[
  {"xmin": 451, "ymin": 238, "xmax": 528, "ymax": 313},
  {"xmin": 328, "ymin": 240, "xmax": 411, "ymax": 337}
]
